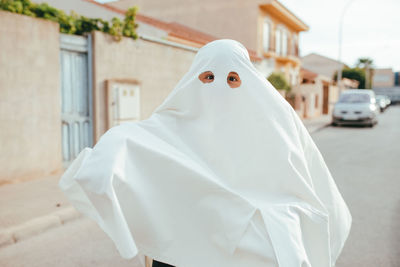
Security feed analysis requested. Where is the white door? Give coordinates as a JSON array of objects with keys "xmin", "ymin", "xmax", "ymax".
[{"xmin": 60, "ymin": 34, "xmax": 93, "ymax": 167}]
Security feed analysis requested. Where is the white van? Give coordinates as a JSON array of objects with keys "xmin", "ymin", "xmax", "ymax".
[{"xmin": 332, "ymin": 89, "xmax": 379, "ymax": 127}]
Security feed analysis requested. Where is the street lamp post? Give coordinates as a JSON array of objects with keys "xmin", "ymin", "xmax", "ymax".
[{"xmin": 337, "ymin": 0, "xmax": 356, "ymax": 92}]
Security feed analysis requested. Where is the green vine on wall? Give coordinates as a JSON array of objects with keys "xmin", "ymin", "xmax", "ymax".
[{"xmin": 0, "ymin": 0, "xmax": 138, "ymax": 41}]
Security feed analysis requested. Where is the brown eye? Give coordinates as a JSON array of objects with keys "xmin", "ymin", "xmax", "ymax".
[
  {"xmin": 227, "ymin": 72, "xmax": 241, "ymax": 88},
  {"xmin": 198, "ymin": 71, "xmax": 215, "ymax": 84}
]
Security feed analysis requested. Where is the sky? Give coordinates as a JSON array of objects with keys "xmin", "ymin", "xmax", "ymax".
[{"xmin": 279, "ymin": 0, "xmax": 400, "ymax": 71}]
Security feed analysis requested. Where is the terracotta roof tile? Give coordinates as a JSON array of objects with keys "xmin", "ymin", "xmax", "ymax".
[{"xmin": 301, "ymin": 68, "xmax": 318, "ymax": 81}]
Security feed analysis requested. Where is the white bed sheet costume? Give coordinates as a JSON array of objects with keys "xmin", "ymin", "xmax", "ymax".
[{"xmin": 59, "ymin": 39, "xmax": 352, "ymax": 267}]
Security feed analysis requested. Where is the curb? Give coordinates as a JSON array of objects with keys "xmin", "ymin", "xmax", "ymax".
[
  {"xmin": 0, "ymin": 206, "xmax": 82, "ymax": 248},
  {"xmin": 308, "ymin": 122, "xmax": 332, "ymax": 134}
]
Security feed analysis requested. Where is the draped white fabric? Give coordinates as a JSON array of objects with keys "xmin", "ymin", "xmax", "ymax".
[{"xmin": 59, "ymin": 39, "xmax": 352, "ymax": 267}]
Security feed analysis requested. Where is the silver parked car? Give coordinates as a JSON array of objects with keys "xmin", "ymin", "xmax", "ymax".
[
  {"xmin": 385, "ymin": 95, "xmax": 391, "ymax": 106},
  {"xmin": 375, "ymin": 95, "xmax": 389, "ymax": 112},
  {"xmin": 332, "ymin": 89, "xmax": 379, "ymax": 127}
]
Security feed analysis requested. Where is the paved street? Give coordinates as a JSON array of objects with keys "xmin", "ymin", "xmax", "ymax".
[
  {"xmin": 318, "ymin": 106, "xmax": 400, "ymax": 267},
  {"xmin": 0, "ymin": 106, "xmax": 399, "ymax": 267}
]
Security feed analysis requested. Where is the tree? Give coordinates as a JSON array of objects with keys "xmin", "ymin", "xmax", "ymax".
[
  {"xmin": 356, "ymin": 57, "xmax": 373, "ymax": 69},
  {"xmin": 334, "ymin": 67, "xmax": 366, "ymax": 89},
  {"xmin": 356, "ymin": 57, "xmax": 374, "ymax": 89},
  {"xmin": 267, "ymin": 72, "xmax": 291, "ymax": 91}
]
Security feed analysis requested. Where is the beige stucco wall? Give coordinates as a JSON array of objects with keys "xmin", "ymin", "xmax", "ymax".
[
  {"xmin": 328, "ymin": 84, "xmax": 340, "ymax": 113},
  {"xmin": 292, "ymin": 80, "xmax": 339, "ymax": 118},
  {"xmin": 372, "ymin": 68, "xmax": 394, "ymax": 88},
  {"xmin": 111, "ymin": 0, "xmax": 263, "ymax": 52},
  {"xmin": 92, "ymin": 31, "xmax": 196, "ymax": 142},
  {"xmin": 0, "ymin": 11, "xmax": 62, "ymax": 184},
  {"xmin": 292, "ymin": 82, "xmax": 323, "ymax": 118}
]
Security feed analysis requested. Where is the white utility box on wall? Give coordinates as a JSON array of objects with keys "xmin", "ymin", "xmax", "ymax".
[{"xmin": 106, "ymin": 80, "xmax": 141, "ymax": 128}]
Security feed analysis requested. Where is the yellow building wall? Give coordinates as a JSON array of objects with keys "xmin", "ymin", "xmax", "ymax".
[{"xmin": 257, "ymin": 8, "xmax": 302, "ymax": 86}]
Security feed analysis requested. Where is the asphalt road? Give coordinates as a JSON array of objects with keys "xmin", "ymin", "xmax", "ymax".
[
  {"xmin": 0, "ymin": 106, "xmax": 399, "ymax": 267},
  {"xmin": 317, "ymin": 105, "xmax": 400, "ymax": 267}
]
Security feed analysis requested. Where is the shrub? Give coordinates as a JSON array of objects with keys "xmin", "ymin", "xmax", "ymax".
[
  {"xmin": 334, "ymin": 67, "xmax": 366, "ymax": 89},
  {"xmin": 267, "ymin": 72, "xmax": 291, "ymax": 91},
  {"xmin": 0, "ymin": 0, "xmax": 138, "ymax": 41}
]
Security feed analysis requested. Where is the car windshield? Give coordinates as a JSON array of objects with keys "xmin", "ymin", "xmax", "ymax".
[{"xmin": 339, "ymin": 93, "xmax": 371, "ymax": 103}]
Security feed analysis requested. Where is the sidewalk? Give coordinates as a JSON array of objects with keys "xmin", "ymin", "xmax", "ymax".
[
  {"xmin": 0, "ymin": 115, "xmax": 332, "ymax": 249},
  {"xmin": 302, "ymin": 114, "xmax": 332, "ymax": 134},
  {"xmin": 0, "ymin": 175, "xmax": 81, "ymax": 247}
]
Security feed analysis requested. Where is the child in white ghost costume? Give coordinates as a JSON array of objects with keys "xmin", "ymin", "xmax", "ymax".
[{"xmin": 59, "ymin": 39, "xmax": 352, "ymax": 267}]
